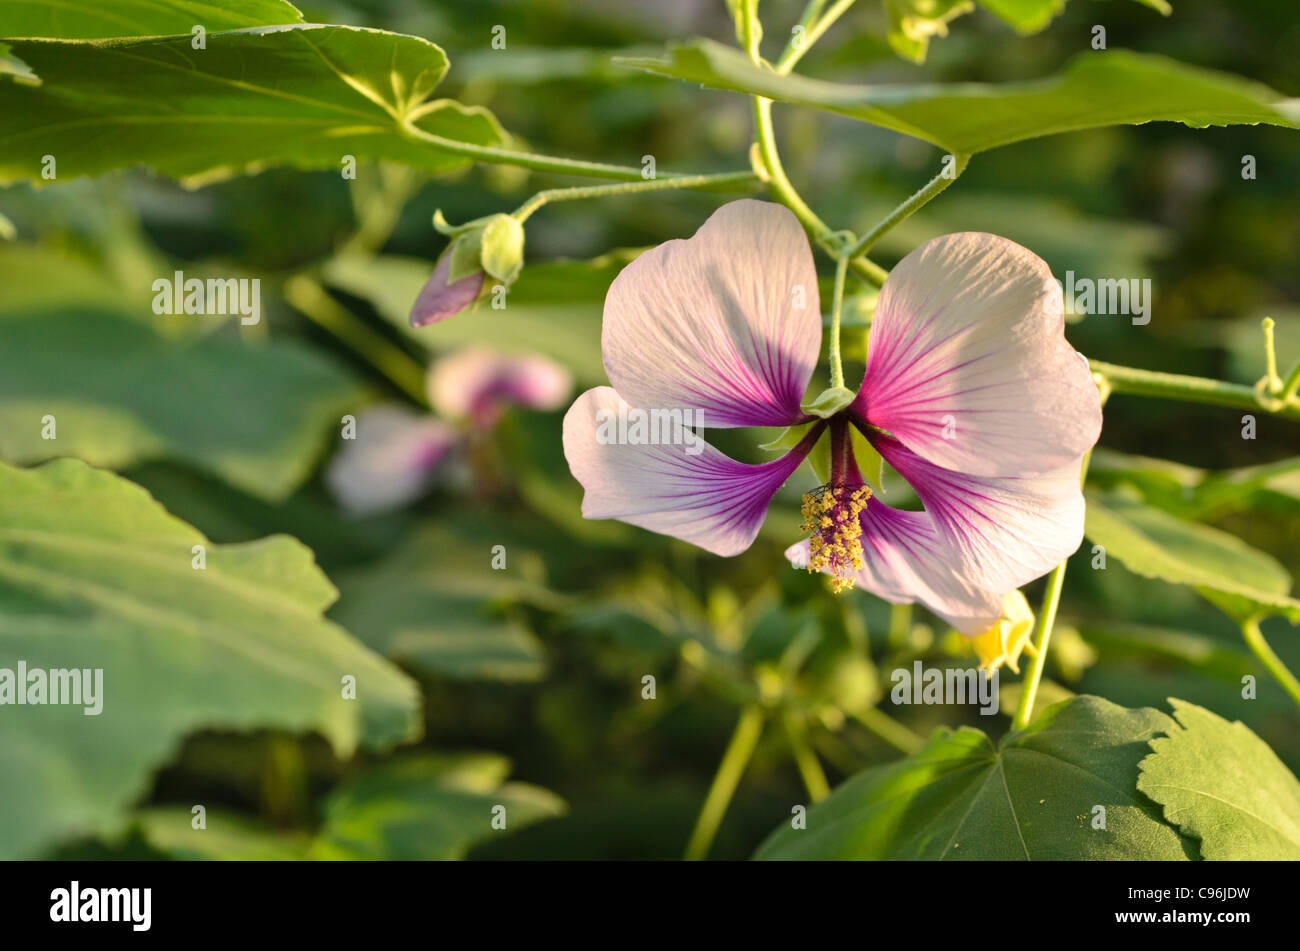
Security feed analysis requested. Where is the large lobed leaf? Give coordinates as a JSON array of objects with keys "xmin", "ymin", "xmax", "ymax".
[
  {"xmin": 0, "ymin": 24, "xmax": 505, "ymax": 187},
  {"xmin": 1138, "ymin": 699, "xmax": 1300, "ymax": 859},
  {"xmin": 755, "ymin": 696, "xmax": 1193, "ymax": 859},
  {"xmin": 0, "ymin": 458, "xmax": 421, "ymax": 859},
  {"xmin": 0, "ymin": 0, "xmax": 304, "ymax": 39},
  {"xmin": 618, "ymin": 40, "xmax": 1300, "ymax": 154}
]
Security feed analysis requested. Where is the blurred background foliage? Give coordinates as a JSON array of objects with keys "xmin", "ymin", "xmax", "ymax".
[{"xmin": 4, "ymin": 0, "xmax": 1300, "ymax": 859}]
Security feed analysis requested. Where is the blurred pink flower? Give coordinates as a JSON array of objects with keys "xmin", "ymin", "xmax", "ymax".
[
  {"xmin": 328, "ymin": 347, "xmax": 572, "ymax": 514},
  {"xmin": 326, "ymin": 405, "xmax": 458, "ymax": 514},
  {"xmin": 429, "ymin": 346, "xmax": 572, "ymax": 426},
  {"xmin": 562, "ymin": 199, "xmax": 1101, "ymax": 632}
]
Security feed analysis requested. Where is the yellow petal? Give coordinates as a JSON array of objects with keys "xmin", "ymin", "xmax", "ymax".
[{"xmin": 970, "ymin": 590, "xmax": 1036, "ymax": 674}]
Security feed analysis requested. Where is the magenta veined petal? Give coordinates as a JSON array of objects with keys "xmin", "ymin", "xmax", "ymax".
[
  {"xmin": 601, "ymin": 199, "xmax": 821, "ymax": 429},
  {"xmin": 326, "ymin": 405, "xmax": 459, "ymax": 514},
  {"xmin": 874, "ymin": 433, "xmax": 1086, "ymax": 594},
  {"xmin": 785, "ymin": 498, "xmax": 1003, "ymax": 635},
  {"xmin": 564, "ymin": 387, "xmax": 809, "ymax": 557},
  {"xmin": 410, "ymin": 253, "xmax": 484, "ymax": 328},
  {"xmin": 428, "ymin": 346, "xmax": 572, "ymax": 424},
  {"xmin": 853, "ymin": 232, "xmax": 1102, "ymax": 479}
]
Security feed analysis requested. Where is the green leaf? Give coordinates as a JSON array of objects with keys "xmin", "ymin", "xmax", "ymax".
[
  {"xmin": 0, "ymin": 245, "xmax": 363, "ymax": 501},
  {"xmin": 0, "ymin": 458, "xmax": 421, "ymax": 859},
  {"xmin": 1090, "ymin": 447, "xmax": 1300, "ymax": 520},
  {"xmin": 479, "ymin": 214, "xmax": 526, "ymax": 284},
  {"xmin": 1138, "ymin": 699, "xmax": 1300, "ymax": 859},
  {"xmin": 0, "ymin": 25, "xmax": 506, "ymax": 187},
  {"xmin": 618, "ymin": 41, "xmax": 1300, "ymax": 154},
  {"xmin": 330, "ymin": 523, "xmax": 550, "ymax": 683},
  {"xmin": 755, "ymin": 695, "xmax": 1192, "ymax": 859},
  {"xmin": 133, "ymin": 807, "xmax": 309, "ymax": 860},
  {"xmin": 1084, "ymin": 490, "xmax": 1300, "ymax": 623},
  {"xmin": 976, "ymin": 0, "xmax": 1065, "ymax": 34},
  {"xmin": 0, "ymin": 0, "xmax": 304, "ymax": 39},
  {"xmin": 311, "ymin": 753, "xmax": 565, "ymax": 860}
]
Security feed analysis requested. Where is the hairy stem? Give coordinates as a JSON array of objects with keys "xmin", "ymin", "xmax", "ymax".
[
  {"xmin": 751, "ymin": 97, "xmax": 889, "ymax": 286},
  {"xmin": 776, "ymin": 0, "xmax": 831, "ymax": 72},
  {"xmin": 684, "ymin": 704, "xmax": 765, "ymax": 860},
  {"xmin": 847, "ymin": 153, "xmax": 970, "ymax": 258},
  {"xmin": 828, "ymin": 252, "xmax": 849, "ymax": 388},
  {"xmin": 752, "ymin": 96, "xmax": 834, "ymax": 240},
  {"xmin": 1090, "ymin": 359, "xmax": 1300, "ymax": 422},
  {"xmin": 776, "ymin": 0, "xmax": 859, "ymax": 74},
  {"xmin": 403, "ymin": 121, "xmax": 689, "ymax": 182},
  {"xmin": 512, "ymin": 170, "xmax": 759, "ymax": 223},
  {"xmin": 1241, "ymin": 617, "xmax": 1300, "ymax": 708}
]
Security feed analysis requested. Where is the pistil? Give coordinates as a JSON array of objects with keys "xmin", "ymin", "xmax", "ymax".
[{"xmin": 799, "ymin": 417, "xmax": 872, "ymax": 593}]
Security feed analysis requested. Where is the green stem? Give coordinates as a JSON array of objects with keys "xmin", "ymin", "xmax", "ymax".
[
  {"xmin": 684, "ymin": 704, "xmax": 766, "ymax": 860},
  {"xmin": 738, "ymin": 0, "xmax": 763, "ymax": 62},
  {"xmin": 852, "ymin": 706, "xmax": 924, "ymax": 754},
  {"xmin": 513, "ymin": 170, "xmax": 760, "ymax": 223},
  {"xmin": 776, "ymin": 0, "xmax": 859, "ymax": 74},
  {"xmin": 848, "ymin": 255, "xmax": 889, "ymax": 287},
  {"xmin": 1280, "ymin": 356, "xmax": 1300, "ymax": 405},
  {"xmin": 284, "ymin": 275, "xmax": 429, "ymax": 406},
  {"xmin": 1241, "ymin": 617, "xmax": 1300, "ymax": 708},
  {"xmin": 1012, "ymin": 442, "xmax": 1100, "ymax": 729},
  {"xmin": 1089, "ymin": 359, "xmax": 1300, "ymax": 422},
  {"xmin": 847, "ymin": 153, "xmax": 970, "ymax": 258},
  {"xmin": 402, "ymin": 121, "xmax": 684, "ymax": 182},
  {"xmin": 775, "ymin": 0, "xmax": 830, "ymax": 73},
  {"xmin": 828, "ymin": 252, "xmax": 849, "ymax": 389},
  {"xmin": 751, "ymin": 96, "xmax": 888, "ymax": 286},
  {"xmin": 1010, "ymin": 559, "xmax": 1067, "ymax": 730},
  {"xmin": 752, "ymin": 96, "xmax": 833, "ymax": 241},
  {"xmin": 1261, "ymin": 317, "xmax": 1283, "ymax": 393},
  {"xmin": 783, "ymin": 714, "xmax": 831, "ymax": 801}
]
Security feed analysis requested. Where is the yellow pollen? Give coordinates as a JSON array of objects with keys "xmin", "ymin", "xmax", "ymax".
[{"xmin": 799, "ymin": 483, "xmax": 872, "ymax": 593}]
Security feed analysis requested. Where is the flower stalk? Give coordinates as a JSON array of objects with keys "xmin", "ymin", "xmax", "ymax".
[
  {"xmin": 1090, "ymin": 359, "xmax": 1300, "ymax": 422},
  {"xmin": 512, "ymin": 170, "xmax": 760, "ymax": 223},
  {"xmin": 1241, "ymin": 617, "xmax": 1300, "ymax": 709},
  {"xmin": 684, "ymin": 704, "xmax": 765, "ymax": 860},
  {"xmin": 847, "ymin": 153, "xmax": 971, "ymax": 259}
]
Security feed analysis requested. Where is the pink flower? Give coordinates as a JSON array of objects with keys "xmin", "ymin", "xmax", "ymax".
[
  {"xmin": 328, "ymin": 347, "xmax": 572, "ymax": 514},
  {"xmin": 428, "ymin": 346, "xmax": 572, "ymax": 426},
  {"xmin": 326, "ymin": 405, "xmax": 458, "ymax": 514},
  {"xmin": 562, "ymin": 200, "xmax": 1102, "ymax": 632}
]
